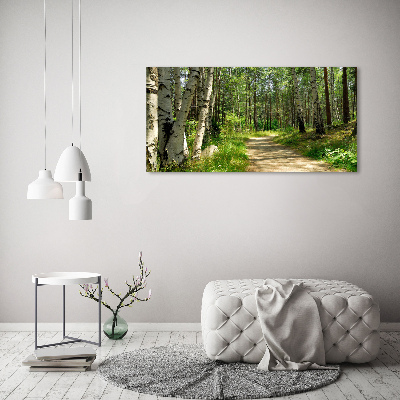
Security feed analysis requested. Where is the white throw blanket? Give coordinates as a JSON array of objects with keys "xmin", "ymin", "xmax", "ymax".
[{"xmin": 255, "ymin": 279, "xmax": 335, "ymax": 371}]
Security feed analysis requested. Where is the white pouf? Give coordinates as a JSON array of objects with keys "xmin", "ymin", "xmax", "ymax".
[{"xmin": 201, "ymin": 279, "xmax": 380, "ymax": 364}]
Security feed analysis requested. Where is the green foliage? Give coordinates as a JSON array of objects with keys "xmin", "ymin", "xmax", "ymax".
[
  {"xmin": 161, "ymin": 130, "xmax": 249, "ymax": 172},
  {"xmin": 273, "ymin": 121, "xmax": 357, "ymax": 172},
  {"xmin": 270, "ymin": 119, "xmax": 279, "ymax": 131},
  {"xmin": 275, "ymin": 131, "xmax": 301, "ymax": 145},
  {"xmin": 185, "ymin": 119, "xmax": 198, "ymax": 152},
  {"xmin": 324, "ymin": 146, "xmax": 357, "ymax": 171},
  {"xmin": 224, "ymin": 112, "xmax": 242, "ymax": 132},
  {"xmin": 187, "ymin": 136, "xmax": 249, "ymax": 172}
]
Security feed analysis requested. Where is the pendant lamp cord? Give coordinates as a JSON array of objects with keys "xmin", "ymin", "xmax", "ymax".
[
  {"xmin": 44, "ymin": 0, "xmax": 47, "ymax": 170},
  {"xmin": 71, "ymin": 0, "xmax": 74, "ymax": 147},
  {"xmin": 79, "ymin": 0, "xmax": 82, "ymax": 154},
  {"xmin": 78, "ymin": 0, "xmax": 84, "ymax": 174}
]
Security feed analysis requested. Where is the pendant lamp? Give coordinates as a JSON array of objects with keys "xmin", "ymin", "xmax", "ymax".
[
  {"xmin": 54, "ymin": 145, "xmax": 91, "ymax": 182},
  {"xmin": 27, "ymin": 0, "xmax": 63, "ymax": 200},
  {"xmin": 69, "ymin": 171, "xmax": 92, "ymax": 220},
  {"xmin": 54, "ymin": 0, "xmax": 92, "ymax": 220}
]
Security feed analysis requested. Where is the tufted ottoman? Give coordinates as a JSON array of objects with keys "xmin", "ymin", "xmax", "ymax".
[{"xmin": 201, "ymin": 279, "xmax": 380, "ymax": 364}]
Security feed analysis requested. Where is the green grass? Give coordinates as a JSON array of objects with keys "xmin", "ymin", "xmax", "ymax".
[
  {"xmin": 191, "ymin": 135, "xmax": 249, "ymax": 172},
  {"xmin": 161, "ymin": 121, "xmax": 250, "ymax": 172},
  {"xmin": 162, "ymin": 134, "xmax": 249, "ymax": 172},
  {"xmin": 272, "ymin": 121, "xmax": 357, "ymax": 172}
]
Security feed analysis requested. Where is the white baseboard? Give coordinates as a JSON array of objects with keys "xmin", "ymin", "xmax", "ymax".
[
  {"xmin": 0, "ymin": 322, "xmax": 202, "ymax": 332},
  {"xmin": 0, "ymin": 322, "xmax": 398, "ymax": 332},
  {"xmin": 380, "ymin": 322, "xmax": 400, "ymax": 332}
]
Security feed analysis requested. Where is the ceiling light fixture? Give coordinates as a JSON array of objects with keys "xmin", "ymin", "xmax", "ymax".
[
  {"xmin": 27, "ymin": 0, "xmax": 63, "ymax": 200},
  {"xmin": 54, "ymin": 0, "xmax": 92, "ymax": 220}
]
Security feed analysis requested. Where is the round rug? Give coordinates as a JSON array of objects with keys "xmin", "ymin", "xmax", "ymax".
[{"xmin": 98, "ymin": 344, "xmax": 340, "ymax": 399}]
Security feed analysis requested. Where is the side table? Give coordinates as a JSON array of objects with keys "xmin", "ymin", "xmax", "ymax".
[{"xmin": 32, "ymin": 272, "xmax": 102, "ymax": 349}]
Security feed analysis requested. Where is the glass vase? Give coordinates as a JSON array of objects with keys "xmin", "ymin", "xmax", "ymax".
[{"xmin": 103, "ymin": 312, "xmax": 128, "ymax": 340}]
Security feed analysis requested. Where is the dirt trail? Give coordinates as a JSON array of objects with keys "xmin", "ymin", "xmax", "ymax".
[{"xmin": 246, "ymin": 136, "xmax": 337, "ymax": 172}]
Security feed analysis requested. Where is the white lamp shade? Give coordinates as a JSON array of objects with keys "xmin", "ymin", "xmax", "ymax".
[
  {"xmin": 69, "ymin": 181, "xmax": 92, "ymax": 220},
  {"xmin": 27, "ymin": 170, "xmax": 64, "ymax": 199},
  {"xmin": 54, "ymin": 145, "xmax": 91, "ymax": 182}
]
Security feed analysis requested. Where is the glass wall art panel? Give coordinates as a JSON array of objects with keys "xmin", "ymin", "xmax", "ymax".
[{"xmin": 146, "ymin": 67, "xmax": 357, "ymax": 172}]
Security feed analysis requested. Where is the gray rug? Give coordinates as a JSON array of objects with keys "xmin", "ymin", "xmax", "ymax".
[{"xmin": 98, "ymin": 344, "xmax": 340, "ymax": 399}]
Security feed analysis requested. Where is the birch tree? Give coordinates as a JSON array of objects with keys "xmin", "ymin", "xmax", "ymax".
[
  {"xmin": 192, "ymin": 67, "xmax": 214, "ymax": 159},
  {"xmin": 173, "ymin": 68, "xmax": 189, "ymax": 158},
  {"xmin": 165, "ymin": 67, "xmax": 200, "ymax": 165},
  {"xmin": 158, "ymin": 67, "xmax": 173, "ymax": 166},
  {"xmin": 173, "ymin": 68, "xmax": 182, "ymax": 117},
  {"xmin": 196, "ymin": 68, "xmax": 206, "ymax": 119},
  {"xmin": 309, "ymin": 67, "xmax": 325, "ymax": 138},
  {"xmin": 206, "ymin": 68, "xmax": 220, "ymax": 133},
  {"xmin": 146, "ymin": 67, "xmax": 158, "ymax": 171},
  {"xmin": 291, "ymin": 68, "xmax": 306, "ymax": 133}
]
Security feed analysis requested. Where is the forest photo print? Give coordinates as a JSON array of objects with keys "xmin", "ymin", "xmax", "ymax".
[{"xmin": 146, "ymin": 67, "xmax": 357, "ymax": 172}]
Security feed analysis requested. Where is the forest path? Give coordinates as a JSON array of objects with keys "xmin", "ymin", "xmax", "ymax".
[{"xmin": 246, "ymin": 136, "xmax": 336, "ymax": 172}]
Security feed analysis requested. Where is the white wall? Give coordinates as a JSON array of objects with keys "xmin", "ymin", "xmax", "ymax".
[{"xmin": 1, "ymin": 0, "xmax": 400, "ymax": 324}]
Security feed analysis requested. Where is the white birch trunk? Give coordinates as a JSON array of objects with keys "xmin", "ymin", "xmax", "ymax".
[
  {"xmin": 198, "ymin": 67, "xmax": 206, "ymax": 106},
  {"xmin": 146, "ymin": 67, "xmax": 158, "ymax": 171},
  {"xmin": 173, "ymin": 67, "xmax": 182, "ymax": 117},
  {"xmin": 309, "ymin": 67, "xmax": 325, "ymax": 138},
  {"xmin": 194, "ymin": 68, "xmax": 205, "ymax": 121},
  {"xmin": 291, "ymin": 68, "xmax": 306, "ymax": 133},
  {"xmin": 183, "ymin": 134, "xmax": 189, "ymax": 158},
  {"xmin": 165, "ymin": 67, "xmax": 200, "ymax": 165},
  {"xmin": 192, "ymin": 67, "xmax": 214, "ymax": 160},
  {"xmin": 158, "ymin": 67, "xmax": 173, "ymax": 166}
]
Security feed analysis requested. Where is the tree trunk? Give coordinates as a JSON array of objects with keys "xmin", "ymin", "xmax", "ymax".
[
  {"xmin": 309, "ymin": 67, "xmax": 325, "ymax": 138},
  {"xmin": 269, "ymin": 94, "xmax": 272, "ymax": 130},
  {"xmin": 216, "ymin": 74, "xmax": 221, "ymax": 125},
  {"xmin": 342, "ymin": 67, "xmax": 350, "ymax": 123},
  {"xmin": 245, "ymin": 91, "xmax": 248, "ymax": 128},
  {"xmin": 198, "ymin": 67, "xmax": 206, "ymax": 111},
  {"xmin": 222, "ymin": 84, "xmax": 225, "ymax": 125},
  {"xmin": 263, "ymin": 92, "xmax": 267, "ymax": 130},
  {"xmin": 192, "ymin": 68, "xmax": 214, "ymax": 159},
  {"xmin": 173, "ymin": 67, "xmax": 181, "ymax": 117},
  {"xmin": 291, "ymin": 68, "xmax": 306, "ymax": 133},
  {"xmin": 253, "ymin": 76, "xmax": 257, "ymax": 131},
  {"xmin": 330, "ymin": 67, "xmax": 335, "ymax": 121},
  {"xmin": 192, "ymin": 88, "xmax": 197, "ymax": 120},
  {"xmin": 354, "ymin": 67, "xmax": 357, "ymax": 118},
  {"xmin": 146, "ymin": 67, "xmax": 158, "ymax": 171},
  {"xmin": 248, "ymin": 95, "xmax": 251, "ymax": 128},
  {"xmin": 310, "ymin": 91, "xmax": 314, "ymax": 127},
  {"xmin": 323, "ymin": 67, "xmax": 332, "ymax": 126},
  {"xmin": 275, "ymin": 85, "xmax": 279, "ymax": 128},
  {"xmin": 158, "ymin": 67, "xmax": 173, "ymax": 166},
  {"xmin": 165, "ymin": 67, "xmax": 200, "ymax": 166},
  {"xmin": 352, "ymin": 121, "xmax": 357, "ymax": 136},
  {"xmin": 206, "ymin": 68, "xmax": 219, "ymax": 134}
]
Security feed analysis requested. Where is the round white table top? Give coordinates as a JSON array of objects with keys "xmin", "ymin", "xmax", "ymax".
[{"xmin": 32, "ymin": 272, "xmax": 101, "ymax": 285}]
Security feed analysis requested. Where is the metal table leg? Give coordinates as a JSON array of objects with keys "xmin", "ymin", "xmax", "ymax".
[
  {"xmin": 63, "ymin": 285, "xmax": 65, "ymax": 338},
  {"xmin": 98, "ymin": 276, "xmax": 102, "ymax": 347},
  {"xmin": 35, "ymin": 277, "xmax": 38, "ymax": 350},
  {"xmin": 34, "ymin": 276, "xmax": 102, "ymax": 349}
]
